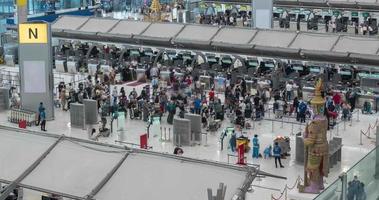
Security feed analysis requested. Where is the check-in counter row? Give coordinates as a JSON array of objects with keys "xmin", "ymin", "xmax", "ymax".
[{"xmin": 302, "ymin": 87, "xmax": 379, "ymax": 110}]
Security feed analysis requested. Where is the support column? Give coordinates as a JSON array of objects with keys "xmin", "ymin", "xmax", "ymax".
[
  {"xmin": 375, "ymin": 126, "xmax": 379, "ymax": 179},
  {"xmin": 252, "ymin": 0, "xmax": 273, "ymax": 29},
  {"xmin": 340, "ymin": 172, "xmax": 347, "ymax": 200},
  {"xmin": 18, "ymin": 22, "xmax": 55, "ymax": 120},
  {"xmin": 16, "ymin": 0, "xmax": 28, "ymax": 24}
]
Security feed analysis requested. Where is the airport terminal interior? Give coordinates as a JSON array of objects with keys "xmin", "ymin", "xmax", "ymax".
[{"xmin": 0, "ymin": 0, "xmax": 379, "ymax": 200}]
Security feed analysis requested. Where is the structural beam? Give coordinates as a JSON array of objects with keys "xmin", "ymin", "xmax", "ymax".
[
  {"xmin": 0, "ymin": 136, "xmax": 64, "ymax": 200},
  {"xmin": 85, "ymin": 152, "xmax": 130, "ymax": 200}
]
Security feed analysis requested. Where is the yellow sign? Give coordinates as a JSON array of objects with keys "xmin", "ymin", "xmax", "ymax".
[
  {"xmin": 19, "ymin": 23, "xmax": 48, "ymax": 44},
  {"xmin": 17, "ymin": 0, "xmax": 27, "ymax": 7}
]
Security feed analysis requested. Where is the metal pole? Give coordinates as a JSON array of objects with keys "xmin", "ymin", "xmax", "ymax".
[
  {"xmin": 281, "ymin": 118, "xmax": 284, "ymax": 128},
  {"xmin": 168, "ymin": 127, "xmax": 171, "ymax": 141},
  {"xmin": 375, "ymin": 126, "xmax": 379, "ymax": 179},
  {"xmin": 252, "ymin": 119, "xmax": 255, "ymax": 129},
  {"xmin": 291, "ymin": 123, "xmax": 294, "ymax": 135},
  {"xmin": 350, "ymin": 117, "xmax": 353, "ymax": 127},
  {"xmin": 344, "ymin": 120, "xmax": 346, "ymax": 131},
  {"xmin": 271, "ymin": 121, "xmax": 274, "ymax": 132},
  {"xmin": 340, "ymin": 172, "xmax": 347, "ymax": 200},
  {"xmin": 360, "ymin": 131, "xmax": 363, "ymax": 145},
  {"xmin": 336, "ymin": 123, "xmax": 339, "ymax": 136}
]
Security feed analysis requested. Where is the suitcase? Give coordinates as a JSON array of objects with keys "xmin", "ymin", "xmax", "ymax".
[{"xmin": 19, "ymin": 120, "xmax": 27, "ymax": 129}]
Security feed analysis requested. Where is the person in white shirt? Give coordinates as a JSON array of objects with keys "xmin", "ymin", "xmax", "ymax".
[{"xmin": 286, "ymin": 82, "xmax": 293, "ymax": 101}]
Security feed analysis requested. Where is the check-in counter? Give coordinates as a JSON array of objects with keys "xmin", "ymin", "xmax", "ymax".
[
  {"xmin": 174, "ymin": 72, "xmax": 184, "ymax": 80},
  {"xmin": 160, "ymin": 70, "xmax": 170, "ymax": 82},
  {"xmin": 214, "ymin": 76, "xmax": 226, "ymax": 92},
  {"xmin": 100, "ymin": 64, "xmax": 111, "ymax": 74},
  {"xmin": 88, "ymin": 63, "xmax": 99, "ymax": 76},
  {"xmin": 67, "ymin": 58, "xmax": 79, "ymax": 74},
  {"xmin": 302, "ymin": 86, "xmax": 379, "ymax": 110},
  {"xmin": 199, "ymin": 75, "xmax": 211, "ymax": 90},
  {"xmin": 55, "ymin": 59, "xmax": 67, "ymax": 73},
  {"xmin": 4, "ymin": 55, "xmax": 16, "ymax": 66},
  {"xmin": 136, "ymin": 67, "xmax": 146, "ymax": 82}
]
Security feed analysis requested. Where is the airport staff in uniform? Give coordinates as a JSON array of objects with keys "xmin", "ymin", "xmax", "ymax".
[
  {"xmin": 252, "ymin": 134, "xmax": 260, "ymax": 159},
  {"xmin": 273, "ymin": 142, "xmax": 284, "ymax": 168},
  {"xmin": 40, "ymin": 107, "xmax": 47, "ymax": 132}
]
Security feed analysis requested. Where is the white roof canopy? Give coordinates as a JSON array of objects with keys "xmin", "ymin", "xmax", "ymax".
[{"xmin": 0, "ymin": 126, "xmax": 258, "ymax": 200}]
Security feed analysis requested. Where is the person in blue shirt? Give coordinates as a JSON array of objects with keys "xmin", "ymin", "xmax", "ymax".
[
  {"xmin": 36, "ymin": 102, "xmax": 45, "ymax": 126},
  {"xmin": 40, "ymin": 107, "xmax": 47, "ymax": 131},
  {"xmin": 263, "ymin": 145, "xmax": 272, "ymax": 159},
  {"xmin": 273, "ymin": 142, "xmax": 284, "ymax": 168},
  {"xmin": 194, "ymin": 97, "xmax": 202, "ymax": 115},
  {"xmin": 229, "ymin": 131, "xmax": 237, "ymax": 152},
  {"xmin": 298, "ymin": 100, "xmax": 307, "ymax": 123},
  {"xmin": 252, "ymin": 134, "xmax": 260, "ymax": 159}
]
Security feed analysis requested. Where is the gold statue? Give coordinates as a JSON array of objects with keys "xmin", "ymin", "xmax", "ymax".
[
  {"xmin": 311, "ymin": 78, "xmax": 324, "ymax": 115},
  {"xmin": 298, "ymin": 78, "xmax": 329, "ymax": 194},
  {"xmin": 146, "ymin": 0, "xmax": 162, "ymax": 21}
]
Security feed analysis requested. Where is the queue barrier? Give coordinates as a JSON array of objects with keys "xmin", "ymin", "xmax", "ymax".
[{"xmin": 8, "ymin": 109, "xmax": 37, "ymax": 127}]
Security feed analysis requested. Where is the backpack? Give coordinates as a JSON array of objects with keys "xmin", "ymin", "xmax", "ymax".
[{"xmin": 299, "ymin": 102, "xmax": 307, "ymax": 113}]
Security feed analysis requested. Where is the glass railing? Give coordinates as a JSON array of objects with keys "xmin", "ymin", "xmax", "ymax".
[{"xmin": 315, "ymin": 144, "xmax": 379, "ymax": 200}]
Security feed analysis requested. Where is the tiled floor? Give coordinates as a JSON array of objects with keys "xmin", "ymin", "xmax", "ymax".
[{"xmin": 0, "ymin": 81, "xmax": 377, "ymax": 200}]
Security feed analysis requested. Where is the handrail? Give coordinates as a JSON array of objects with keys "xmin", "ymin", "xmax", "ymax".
[
  {"xmin": 271, "ymin": 176, "xmax": 304, "ymax": 200},
  {"xmin": 359, "ymin": 118, "xmax": 378, "ymax": 145}
]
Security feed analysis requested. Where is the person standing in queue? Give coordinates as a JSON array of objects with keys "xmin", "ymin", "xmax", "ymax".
[{"xmin": 273, "ymin": 142, "xmax": 284, "ymax": 168}]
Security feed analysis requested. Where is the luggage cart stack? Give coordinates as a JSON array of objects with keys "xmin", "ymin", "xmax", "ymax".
[{"xmin": 8, "ymin": 109, "xmax": 37, "ymax": 126}]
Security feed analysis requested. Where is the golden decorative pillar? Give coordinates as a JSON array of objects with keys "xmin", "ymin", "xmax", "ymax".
[
  {"xmin": 298, "ymin": 78, "xmax": 329, "ymax": 194},
  {"xmin": 311, "ymin": 78, "xmax": 325, "ymax": 115},
  {"xmin": 149, "ymin": 0, "xmax": 162, "ymax": 21}
]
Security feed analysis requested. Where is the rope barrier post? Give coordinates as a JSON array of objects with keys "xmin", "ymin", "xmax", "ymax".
[
  {"xmin": 336, "ymin": 123, "xmax": 339, "ymax": 136},
  {"xmin": 344, "ymin": 120, "xmax": 346, "ymax": 131},
  {"xmin": 168, "ymin": 127, "xmax": 171, "ymax": 141},
  {"xmin": 281, "ymin": 118, "xmax": 284, "ymax": 128},
  {"xmin": 285, "ymin": 187, "xmax": 288, "ymax": 200},
  {"xmin": 360, "ymin": 131, "xmax": 363, "ymax": 145},
  {"xmin": 268, "ymin": 108, "xmax": 271, "ymax": 118},
  {"xmin": 341, "ymin": 172, "xmax": 348, "ymax": 200},
  {"xmin": 350, "ymin": 117, "xmax": 353, "ymax": 127},
  {"xmin": 160, "ymin": 126, "xmax": 162, "ymax": 141},
  {"xmin": 368, "ymin": 126, "xmax": 371, "ymax": 138},
  {"xmin": 291, "ymin": 123, "xmax": 294, "ymax": 135}
]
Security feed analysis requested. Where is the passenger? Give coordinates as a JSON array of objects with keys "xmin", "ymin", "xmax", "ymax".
[
  {"xmin": 173, "ymin": 147, "xmax": 183, "ymax": 155},
  {"xmin": 229, "ymin": 131, "xmax": 237, "ymax": 152},
  {"xmin": 298, "ymin": 100, "xmax": 307, "ymax": 123},
  {"xmin": 263, "ymin": 145, "xmax": 272, "ymax": 159},
  {"xmin": 273, "ymin": 142, "xmax": 284, "ymax": 168}
]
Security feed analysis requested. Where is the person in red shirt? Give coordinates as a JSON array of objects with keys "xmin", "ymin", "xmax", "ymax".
[
  {"xmin": 209, "ymin": 88, "xmax": 215, "ymax": 102},
  {"xmin": 332, "ymin": 92, "xmax": 342, "ymax": 111}
]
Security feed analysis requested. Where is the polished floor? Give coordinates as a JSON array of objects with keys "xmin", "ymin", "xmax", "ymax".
[{"xmin": 0, "ymin": 80, "xmax": 377, "ymax": 200}]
